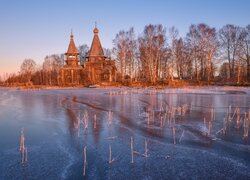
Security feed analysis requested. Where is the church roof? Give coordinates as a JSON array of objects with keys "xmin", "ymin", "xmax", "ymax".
[
  {"xmin": 66, "ymin": 33, "xmax": 79, "ymax": 55},
  {"xmin": 88, "ymin": 27, "xmax": 104, "ymax": 57}
]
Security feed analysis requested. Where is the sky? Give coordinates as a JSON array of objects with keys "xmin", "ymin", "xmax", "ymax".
[{"xmin": 0, "ymin": 0, "xmax": 250, "ymax": 77}]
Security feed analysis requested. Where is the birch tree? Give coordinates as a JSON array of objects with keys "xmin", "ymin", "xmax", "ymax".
[
  {"xmin": 43, "ymin": 55, "xmax": 63, "ymax": 85},
  {"xmin": 173, "ymin": 38, "xmax": 192, "ymax": 80},
  {"xmin": 219, "ymin": 25, "xmax": 244, "ymax": 80},
  {"xmin": 242, "ymin": 25, "xmax": 250, "ymax": 82},
  {"xmin": 20, "ymin": 59, "xmax": 36, "ymax": 84},
  {"xmin": 125, "ymin": 28, "xmax": 137, "ymax": 83},
  {"xmin": 187, "ymin": 25, "xmax": 202, "ymax": 81},
  {"xmin": 138, "ymin": 24, "xmax": 166, "ymax": 84},
  {"xmin": 187, "ymin": 24, "xmax": 218, "ymax": 83},
  {"xmin": 169, "ymin": 26, "xmax": 179, "ymax": 81},
  {"xmin": 78, "ymin": 44, "xmax": 89, "ymax": 65},
  {"xmin": 113, "ymin": 30, "xmax": 127, "ymax": 82},
  {"xmin": 201, "ymin": 25, "xmax": 218, "ymax": 83}
]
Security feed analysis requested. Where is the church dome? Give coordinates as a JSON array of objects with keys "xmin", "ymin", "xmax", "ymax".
[{"xmin": 93, "ymin": 27, "xmax": 99, "ymax": 34}]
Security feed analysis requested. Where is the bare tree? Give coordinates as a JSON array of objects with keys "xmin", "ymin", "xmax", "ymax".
[
  {"xmin": 138, "ymin": 24, "xmax": 166, "ymax": 84},
  {"xmin": 43, "ymin": 55, "xmax": 63, "ymax": 85},
  {"xmin": 202, "ymin": 25, "xmax": 218, "ymax": 83},
  {"xmin": 219, "ymin": 25, "xmax": 244, "ymax": 80},
  {"xmin": 103, "ymin": 48, "xmax": 112, "ymax": 58},
  {"xmin": 173, "ymin": 38, "xmax": 192, "ymax": 80},
  {"xmin": 125, "ymin": 27, "xmax": 137, "ymax": 83},
  {"xmin": 78, "ymin": 44, "xmax": 89, "ymax": 65},
  {"xmin": 30, "ymin": 65, "xmax": 42, "ymax": 85},
  {"xmin": 113, "ymin": 30, "xmax": 127, "ymax": 82},
  {"xmin": 242, "ymin": 25, "xmax": 250, "ymax": 82},
  {"xmin": 20, "ymin": 59, "xmax": 37, "ymax": 84},
  {"xmin": 169, "ymin": 26, "xmax": 179, "ymax": 81},
  {"xmin": 186, "ymin": 25, "xmax": 202, "ymax": 81},
  {"xmin": 219, "ymin": 62, "xmax": 230, "ymax": 81},
  {"xmin": 187, "ymin": 24, "xmax": 218, "ymax": 83},
  {"xmin": 160, "ymin": 47, "xmax": 171, "ymax": 80}
]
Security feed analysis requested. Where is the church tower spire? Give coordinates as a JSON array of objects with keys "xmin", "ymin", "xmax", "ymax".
[
  {"xmin": 88, "ymin": 24, "xmax": 104, "ymax": 60},
  {"xmin": 65, "ymin": 31, "xmax": 79, "ymax": 66}
]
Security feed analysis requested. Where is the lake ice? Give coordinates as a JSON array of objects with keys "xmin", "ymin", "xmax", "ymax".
[{"xmin": 0, "ymin": 87, "xmax": 250, "ymax": 179}]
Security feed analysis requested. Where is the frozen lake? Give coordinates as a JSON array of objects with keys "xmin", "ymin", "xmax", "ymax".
[{"xmin": 0, "ymin": 87, "xmax": 250, "ymax": 179}]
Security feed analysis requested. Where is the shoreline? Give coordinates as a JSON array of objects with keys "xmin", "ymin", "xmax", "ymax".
[{"xmin": 0, "ymin": 84, "xmax": 250, "ymax": 91}]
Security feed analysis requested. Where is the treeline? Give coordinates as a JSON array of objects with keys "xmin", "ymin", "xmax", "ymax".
[
  {"xmin": 3, "ymin": 45, "xmax": 90, "ymax": 86},
  {"xmin": 3, "ymin": 23, "xmax": 250, "ymax": 86},
  {"xmin": 113, "ymin": 23, "xmax": 250, "ymax": 85}
]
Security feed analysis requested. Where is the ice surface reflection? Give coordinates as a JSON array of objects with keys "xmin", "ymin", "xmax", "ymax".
[{"xmin": 0, "ymin": 87, "xmax": 250, "ymax": 179}]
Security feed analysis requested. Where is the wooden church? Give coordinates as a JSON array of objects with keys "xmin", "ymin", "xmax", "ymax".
[
  {"xmin": 60, "ymin": 32, "xmax": 83, "ymax": 85},
  {"xmin": 60, "ymin": 26, "xmax": 116, "ymax": 85}
]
